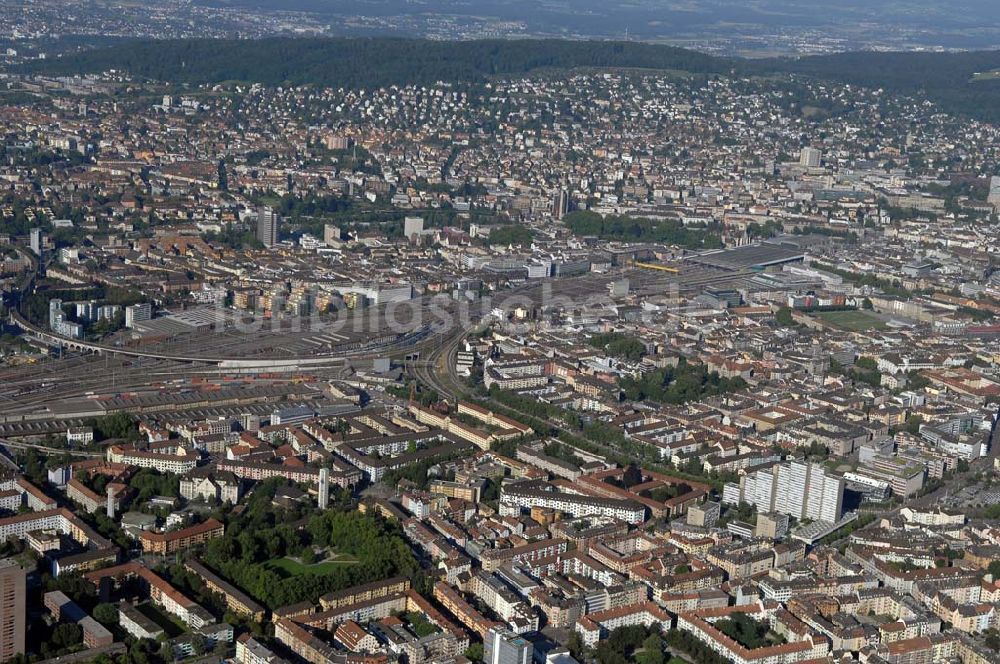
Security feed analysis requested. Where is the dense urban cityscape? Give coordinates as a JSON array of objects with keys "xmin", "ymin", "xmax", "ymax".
[{"xmin": 0, "ymin": 5, "xmax": 998, "ymax": 664}]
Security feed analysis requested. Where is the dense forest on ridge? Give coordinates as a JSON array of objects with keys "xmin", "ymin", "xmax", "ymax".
[{"xmin": 19, "ymin": 38, "xmax": 1000, "ymax": 123}]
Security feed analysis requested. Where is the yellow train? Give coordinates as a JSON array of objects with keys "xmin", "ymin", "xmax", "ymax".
[{"xmin": 634, "ymin": 262, "xmax": 680, "ymax": 273}]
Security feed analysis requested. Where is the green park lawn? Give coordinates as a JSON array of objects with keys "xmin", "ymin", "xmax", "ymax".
[{"xmin": 264, "ymin": 552, "xmax": 358, "ymax": 576}]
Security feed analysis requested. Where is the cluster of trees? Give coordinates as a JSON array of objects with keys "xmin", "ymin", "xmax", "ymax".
[
  {"xmin": 0, "ymin": 195, "xmax": 79, "ymax": 236},
  {"xmin": 812, "ymin": 261, "xmax": 914, "ymax": 299},
  {"xmin": 568, "ymin": 626, "xmax": 693, "ymax": 664},
  {"xmin": 719, "ymin": 501, "xmax": 757, "ymax": 527},
  {"xmin": 484, "ymin": 386, "xmax": 568, "ymax": 431},
  {"xmin": 844, "ymin": 356, "xmax": 882, "ymax": 389},
  {"xmin": 267, "ymin": 193, "xmax": 356, "ymax": 219},
  {"xmin": 619, "ymin": 359, "xmax": 748, "ymax": 404},
  {"xmin": 22, "ymin": 284, "xmax": 146, "ymax": 327},
  {"xmin": 588, "ymin": 332, "xmax": 647, "ymax": 361},
  {"xmin": 44, "ymin": 624, "xmax": 82, "ymax": 656},
  {"xmin": 385, "ymin": 381, "xmax": 439, "ymax": 407},
  {"xmin": 202, "ymin": 224, "xmax": 264, "ymax": 250},
  {"xmin": 485, "ymin": 225, "xmax": 534, "ymax": 247},
  {"xmin": 959, "ymin": 305, "xmax": 996, "ymax": 322},
  {"xmin": 464, "ymin": 643, "xmax": 485, "ymax": 662},
  {"xmin": 579, "ymin": 626, "xmax": 667, "ymax": 664},
  {"xmin": 790, "ymin": 225, "xmax": 859, "ymax": 240},
  {"xmin": 542, "ymin": 441, "xmax": 587, "ymax": 467},
  {"xmin": 564, "ymin": 211, "xmax": 722, "ymax": 249},
  {"xmin": 901, "ymin": 414, "xmax": 924, "ymax": 435},
  {"xmin": 268, "ymin": 194, "xmax": 503, "ymax": 243},
  {"xmin": 817, "ymin": 512, "xmax": 875, "ymax": 547},
  {"xmin": 308, "ymin": 143, "xmax": 380, "ymax": 174},
  {"xmin": 82, "ymin": 309, "xmax": 127, "ymax": 341},
  {"xmin": 128, "ymin": 468, "xmax": 181, "ymax": 502},
  {"xmin": 774, "ymin": 307, "xmax": 797, "ymax": 327},
  {"xmin": 201, "ymin": 481, "xmax": 420, "ymax": 609},
  {"xmin": 24, "ymin": 577, "xmax": 124, "ymax": 660},
  {"xmin": 86, "ymin": 412, "xmax": 139, "ymax": 442},
  {"xmin": 476, "ymin": 390, "xmax": 736, "ymax": 491},
  {"xmin": 926, "ymin": 178, "xmax": 992, "ymax": 212},
  {"xmin": 647, "ymin": 482, "xmax": 694, "ymax": 503},
  {"xmin": 607, "ymin": 464, "xmax": 693, "ymax": 502},
  {"xmin": 166, "ymin": 562, "xmax": 249, "ymax": 632},
  {"xmin": 663, "ymin": 629, "xmax": 735, "ymax": 664},
  {"xmin": 608, "ymin": 464, "xmax": 646, "ymax": 489},
  {"xmin": 381, "ymin": 456, "xmax": 453, "ymax": 489},
  {"xmin": 759, "ymin": 49, "xmax": 1000, "ymax": 124},
  {"xmin": 746, "ymin": 220, "xmax": 784, "ymax": 239},
  {"xmin": 714, "ymin": 613, "xmax": 784, "ymax": 649},
  {"xmin": 984, "ymin": 628, "xmax": 1000, "ymax": 653},
  {"xmin": 977, "ymin": 503, "xmax": 1000, "ymax": 520}
]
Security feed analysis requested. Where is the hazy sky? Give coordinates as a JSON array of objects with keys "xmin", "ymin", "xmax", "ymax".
[{"xmin": 195, "ymin": 0, "xmax": 1000, "ymax": 49}]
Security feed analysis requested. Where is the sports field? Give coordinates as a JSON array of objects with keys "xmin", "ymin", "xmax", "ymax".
[{"xmin": 814, "ymin": 309, "xmax": 886, "ymax": 331}]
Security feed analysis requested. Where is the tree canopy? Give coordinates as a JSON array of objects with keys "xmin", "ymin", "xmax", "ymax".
[
  {"xmin": 21, "ymin": 38, "xmax": 728, "ymax": 89},
  {"xmin": 199, "ymin": 481, "xmax": 420, "ymax": 609},
  {"xmin": 564, "ymin": 211, "xmax": 722, "ymax": 249},
  {"xmin": 619, "ymin": 359, "xmax": 747, "ymax": 404}
]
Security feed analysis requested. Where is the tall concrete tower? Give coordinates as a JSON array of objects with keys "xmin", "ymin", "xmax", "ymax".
[
  {"xmin": 256, "ymin": 206, "xmax": 279, "ymax": 248},
  {"xmin": 106, "ymin": 485, "xmax": 115, "ymax": 519},
  {"xmin": 318, "ymin": 468, "xmax": 329, "ymax": 510},
  {"xmin": 29, "ymin": 228, "xmax": 42, "ymax": 256},
  {"xmin": 988, "ymin": 175, "xmax": 1000, "ymax": 207},
  {"xmin": 551, "ymin": 188, "xmax": 569, "ymax": 220},
  {"xmin": 0, "ymin": 559, "xmax": 26, "ymax": 662},
  {"xmin": 799, "ymin": 147, "xmax": 822, "ymax": 168}
]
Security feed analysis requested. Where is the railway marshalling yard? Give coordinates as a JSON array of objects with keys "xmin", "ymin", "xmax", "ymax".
[{"xmin": 0, "ymin": 258, "xmax": 760, "ymax": 441}]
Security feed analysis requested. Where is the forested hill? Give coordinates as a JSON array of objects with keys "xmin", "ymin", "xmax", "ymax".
[
  {"xmin": 16, "ymin": 38, "xmax": 733, "ymax": 89},
  {"xmin": 759, "ymin": 50, "xmax": 1000, "ymax": 124},
  {"xmin": 16, "ymin": 37, "xmax": 1000, "ymax": 123}
]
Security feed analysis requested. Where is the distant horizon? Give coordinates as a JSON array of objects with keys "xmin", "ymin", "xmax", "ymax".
[
  {"xmin": 194, "ymin": 0, "xmax": 1000, "ymax": 54},
  {"xmin": 4, "ymin": 0, "xmax": 1000, "ymax": 57},
  {"xmin": 16, "ymin": 33, "xmax": 1000, "ymax": 60}
]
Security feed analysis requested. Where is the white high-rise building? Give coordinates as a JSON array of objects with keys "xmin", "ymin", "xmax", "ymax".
[
  {"xmin": 988, "ymin": 175, "xmax": 1000, "ymax": 206},
  {"xmin": 818, "ymin": 474, "xmax": 844, "ymax": 522},
  {"xmin": 485, "ymin": 628, "xmax": 531, "ymax": 664},
  {"xmin": 125, "ymin": 303, "xmax": 152, "ymax": 329},
  {"xmin": 256, "ymin": 206, "xmax": 279, "ymax": 248},
  {"xmin": 323, "ymin": 224, "xmax": 342, "ymax": 246},
  {"xmin": 744, "ymin": 467, "xmax": 775, "ymax": 509},
  {"xmin": 318, "ymin": 468, "xmax": 329, "ymax": 510},
  {"xmin": 779, "ymin": 460, "xmax": 810, "ymax": 518},
  {"xmin": 732, "ymin": 460, "xmax": 843, "ymax": 523},
  {"xmin": 403, "ymin": 216, "xmax": 424, "ymax": 240},
  {"xmin": 551, "ymin": 188, "xmax": 569, "ymax": 220},
  {"xmin": 29, "ymin": 228, "xmax": 42, "ymax": 256},
  {"xmin": 48, "ymin": 298, "xmax": 82, "ymax": 339}
]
